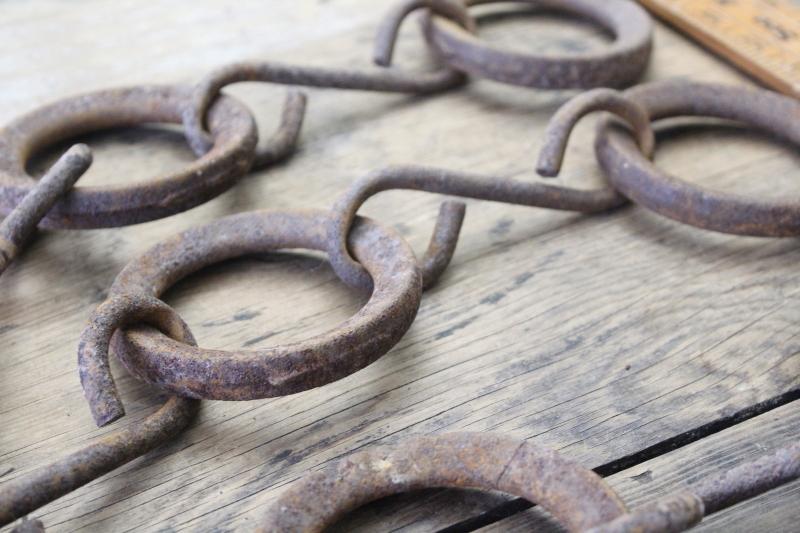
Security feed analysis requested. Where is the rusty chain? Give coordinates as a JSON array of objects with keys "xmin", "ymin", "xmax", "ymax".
[{"xmin": 1, "ymin": 0, "xmax": 798, "ymax": 531}]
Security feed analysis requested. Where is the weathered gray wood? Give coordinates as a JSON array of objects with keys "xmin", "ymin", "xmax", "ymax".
[
  {"xmin": 481, "ymin": 401, "xmax": 800, "ymax": 532},
  {"xmin": 0, "ymin": 2, "xmax": 798, "ymax": 531}
]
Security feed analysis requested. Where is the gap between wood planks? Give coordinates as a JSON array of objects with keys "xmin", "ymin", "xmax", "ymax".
[{"xmin": 443, "ymin": 386, "xmax": 800, "ymax": 532}]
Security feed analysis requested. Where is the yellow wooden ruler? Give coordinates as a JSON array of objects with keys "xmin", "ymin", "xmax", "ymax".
[{"xmin": 638, "ymin": 0, "xmax": 800, "ymax": 97}]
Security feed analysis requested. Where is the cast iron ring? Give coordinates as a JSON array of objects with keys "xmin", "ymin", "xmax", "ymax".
[
  {"xmin": 79, "ymin": 209, "xmax": 421, "ymax": 421},
  {"xmin": 0, "ymin": 85, "xmax": 257, "ymax": 229},
  {"xmin": 260, "ymin": 432, "xmax": 627, "ymax": 532},
  {"xmin": 595, "ymin": 81, "xmax": 800, "ymax": 236},
  {"xmin": 422, "ymin": 0, "xmax": 653, "ymax": 89}
]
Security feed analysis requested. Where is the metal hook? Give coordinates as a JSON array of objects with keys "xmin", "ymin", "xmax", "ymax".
[
  {"xmin": 183, "ymin": 86, "xmax": 308, "ymax": 169},
  {"xmin": 536, "ymin": 88, "xmax": 655, "ymax": 178},
  {"xmin": 0, "ymin": 293, "xmax": 199, "ymax": 528},
  {"xmin": 327, "ymin": 163, "xmax": 625, "ymax": 291},
  {"xmin": 182, "ymin": 0, "xmax": 471, "ymax": 158},
  {"xmin": 0, "ymin": 144, "xmax": 91, "ymax": 274},
  {"xmin": 373, "ymin": 0, "xmax": 476, "ymax": 67}
]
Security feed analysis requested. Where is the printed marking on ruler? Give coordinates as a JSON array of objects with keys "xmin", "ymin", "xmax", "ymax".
[{"xmin": 639, "ymin": 0, "xmax": 800, "ymax": 97}]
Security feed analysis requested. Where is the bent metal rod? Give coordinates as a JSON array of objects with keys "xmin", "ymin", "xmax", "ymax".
[{"xmin": 1, "ymin": 1, "xmax": 798, "ymax": 531}]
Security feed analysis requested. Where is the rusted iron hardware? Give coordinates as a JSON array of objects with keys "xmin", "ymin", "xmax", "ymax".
[
  {"xmin": 421, "ymin": 0, "xmax": 653, "ymax": 88},
  {"xmin": 543, "ymin": 80, "xmax": 800, "ymax": 236},
  {"xmin": 588, "ymin": 441, "xmax": 800, "ymax": 533},
  {"xmin": 263, "ymin": 433, "xmax": 800, "ymax": 533},
  {"xmin": 78, "ymin": 209, "xmax": 422, "ymax": 417},
  {"xmin": 0, "ymin": 144, "xmax": 90, "ymax": 273},
  {"xmin": 1, "ymin": 294, "xmax": 200, "ymax": 529},
  {"xmin": 327, "ymin": 88, "xmax": 654, "ymax": 289},
  {"xmin": 182, "ymin": 0, "xmax": 653, "ymax": 164},
  {"xmin": 0, "ymin": 86, "xmax": 257, "ymax": 229},
  {"xmin": 261, "ymin": 432, "xmax": 628, "ymax": 532},
  {"xmin": 0, "ymin": 152, "xmax": 199, "ymax": 530}
]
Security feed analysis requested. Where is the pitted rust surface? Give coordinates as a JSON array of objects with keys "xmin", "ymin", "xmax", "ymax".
[
  {"xmin": 327, "ymin": 164, "xmax": 625, "ymax": 289},
  {"xmin": 0, "ymin": 144, "xmax": 90, "ymax": 274},
  {"xmin": 260, "ymin": 432, "xmax": 628, "ymax": 532},
  {"xmin": 595, "ymin": 80, "xmax": 800, "ymax": 236},
  {"xmin": 0, "ymin": 294, "xmax": 199, "ymax": 528},
  {"xmin": 78, "ymin": 209, "xmax": 422, "ymax": 404},
  {"xmin": 0, "ymin": 85, "xmax": 257, "ymax": 229},
  {"xmin": 182, "ymin": 1, "xmax": 471, "ymax": 156},
  {"xmin": 422, "ymin": 0, "xmax": 653, "ymax": 89}
]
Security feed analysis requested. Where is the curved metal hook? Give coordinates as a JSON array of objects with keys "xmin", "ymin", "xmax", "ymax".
[
  {"xmin": 374, "ymin": 0, "xmax": 476, "ymax": 67},
  {"xmin": 328, "ymin": 164, "xmax": 625, "ymax": 291},
  {"xmin": 0, "ymin": 144, "xmax": 91, "ymax": 274},
  {"xmin": 0, "ymin": 294, "xmax": 199, "ymax": 528},
  {"xmin": 183, "ymin": 86, "xmax": 308, "ymax": 169},
  {"xmin": 536, "ymin": 88, "xmax": 655, "ymax": 178},
  {"xmin": 183, "ymin": 0, "xmax": 471, "ymax": 157}
]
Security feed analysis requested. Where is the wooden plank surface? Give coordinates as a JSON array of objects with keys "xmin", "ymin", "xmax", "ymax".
[
  {"xmin": 482, "ymin": 400, "xmax": 800, "ymax": 532},
  {"xmin": 1, "ymin": 1, "xmax": 798, "ymax": 531}
]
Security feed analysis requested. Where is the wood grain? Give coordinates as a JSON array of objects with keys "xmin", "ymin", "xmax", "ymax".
[
  {"xmin": 0, "ymin": 1, "xmax": 798, "ymax": 531},
  {"xmin": 481, "ymin": 400, "xmax": 800, "ymax": 532}
]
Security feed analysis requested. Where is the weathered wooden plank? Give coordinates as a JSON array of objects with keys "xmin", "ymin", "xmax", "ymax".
[
  {"xmin": 0, "ymin": 2, "xmax": 798, "ymax": 532},
  {"xmin": 481, "ymin": 401, "xmax": 800, "ymax": 532}
]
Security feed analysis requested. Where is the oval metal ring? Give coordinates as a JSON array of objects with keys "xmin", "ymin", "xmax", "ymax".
[
  {"xmin": 595, "ymin": 81, "xmax": 800, "ymax": 236},
  {"xmin": 422, "ymin": 0, "xmax": 652, "ymax": 89},
  {"xmin": 0, "ymin": 85, "xmax": 257, "ymax": 229},
  {"xmin": 98, "ymin": 209, "xmax": 421, "ymax": 404},
  {"xmin": 260, "ymin": 432, "xmax": 627, "ymax": 532}
]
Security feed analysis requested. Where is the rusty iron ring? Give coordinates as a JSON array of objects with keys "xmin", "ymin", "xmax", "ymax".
[
  {"xmin": 181, "ymin": 0, "xmax": 473, "ymax": 157},
  {"xmin": 77, "ymin": 209, "xmax": 421, "ymax": 416},
  {"xmin": 593, "ymin": 81, "xmax": 800, "ymax": 237},
  {"xmin": 260, "ymin": 432, "xmax": 627, "ymax": 532},
  {"xmin": 0, "ymin": 293, "xmax": 200, "ymax": 528},
  {"xmin": 421, "ymin": 0, "xmax": 653, "ymax": 89},
  {"xmin": 0, "ymin": 144, "xmax": 91, "ymax": 274},
  {"xmin": 0, "ymin": 85, "xmax": 257, "ymax": 229}
]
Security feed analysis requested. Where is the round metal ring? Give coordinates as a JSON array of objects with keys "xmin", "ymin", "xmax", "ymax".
[
  {"xmin": 422, "ymin": 0, "xmax": 652, "ymax": 89},
  {"xmin": 106, "ymin": 209, "xmax": 422, "ymax": 401},
  {"xmin": 0, "ymin": 85, "xmax": 257, "ymax": 229},
  {"xmin": 260, "ymin": 432, "xmax": 627, "ymax": 532},
  {"xmin": 595, "ymin": 81, "xmax": 800, "ymax": 236}
]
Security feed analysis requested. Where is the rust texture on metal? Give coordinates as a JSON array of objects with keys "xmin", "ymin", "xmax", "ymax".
[
  {"xmin": 327, "ymin": 164, "xmax": 625, "ymax": 290},
  {"xmin": 0, "ymin": 85, "xmax": 257, "ymax": 229},
  {"xmin": 536, "ymin": 88, "xmax": 655, "ymax": 178},
  {"xmin": 0, "ymin": 144, "xmax": 91, "ymax": 274},
  {"xmin": 78, "ymin": 209, "xmax": 422, "ymax": 405},
  {"xmin": 260, "ymin": 432, "xmax": 627, "ymax": 532},
  {"xmin": 0, "ymin": 293, "xmax": 199, "ymax": 528},
  {"xmin": 182, "ymin": 0, "xmax": 471, "ymax": 156},
  {"xmin": 422, "ymin": 0, "xmax": 653, "ymax": 89},
  {"xmin": 590, "ymin": 442, "xmax": 800, "ymax": 533},
  {"xmin": 594, "ymin": 80, "xmax": 800, "ymax": 236}
]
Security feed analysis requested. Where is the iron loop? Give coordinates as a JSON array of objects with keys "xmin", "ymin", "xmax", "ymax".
[
  {"xmin": 595, "ymin": 81, "xmax": 800, "ymax": 236},
  {"xmin": 260, "ymin": 432, "xmax": 627, "ymax": 532},
  {"xmin": 81, "ymin": 209, "xmax": 422, "ymax": 403},
  {"xmin": 182, "ymin": 0, "xmax": 473, "ymax": 156},
  {"xmin": 422, "ymin": 0, "xmax": 653, "ymax": 89},
  {"xmin": 1, "ymin": 293, "xmax": 199, "ymax": 527},
  {"xmin": 0, "ymin": 85, "xmax": 257, "ymax": 229}
]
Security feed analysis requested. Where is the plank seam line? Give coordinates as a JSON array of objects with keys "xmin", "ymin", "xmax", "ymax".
[{"xmin": 436, "ymin": 387, "xmax": 800, "ymax": 533}]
